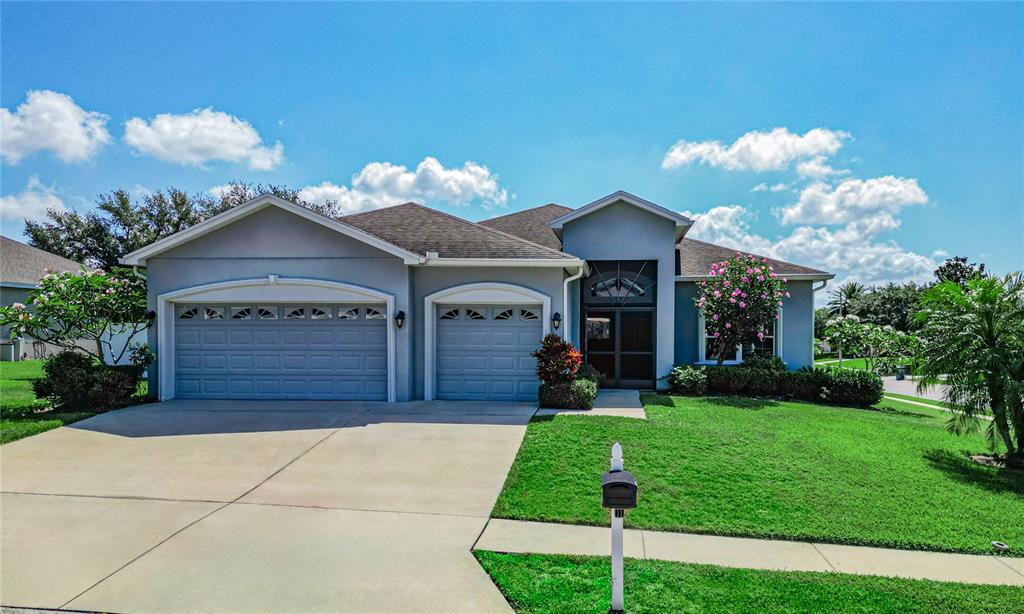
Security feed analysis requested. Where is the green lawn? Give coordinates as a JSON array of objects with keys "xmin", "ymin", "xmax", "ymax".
[
  {"xmin": 475, "ymin": 552, "xmax": 1024, "ymax": 614},
  {"xmin": 1, "ymin": 360, "xmax": 107, "ymax": 445},
  {"xmin": 492, "ymin": 395, "xmax": 1023, "ymax": 556},
  {"xmin": 814, "ymin": 357, "xmax": 873, "ymax": 370}
]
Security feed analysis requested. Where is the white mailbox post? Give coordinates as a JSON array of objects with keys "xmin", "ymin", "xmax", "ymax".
[{"xmin": 601, "ymin": 442, "xmax": 637, "ymax": 613}]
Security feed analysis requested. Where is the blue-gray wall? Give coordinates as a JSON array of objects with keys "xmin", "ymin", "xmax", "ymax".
[
  {"xmin": 145, "ymin": 207, "xmax": 414, "ymax": 400},
  {"xmin": 673, "ymin": 279, "xmax": 817, "ymax": 369},
  {"xmin": 560, "ymin": 200, "xmax": 677, "ymax": 387}
]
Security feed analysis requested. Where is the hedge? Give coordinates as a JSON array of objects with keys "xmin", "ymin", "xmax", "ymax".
[
  {"xmin": 539, "ymin": 379, "xmax": 599, "ymax": 410},
  {"xmin": 669, "ymin": 364, "xmax": 883, "ymax": 408}
]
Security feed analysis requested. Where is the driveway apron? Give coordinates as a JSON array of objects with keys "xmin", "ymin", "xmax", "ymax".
[{"xmin": 0, "ymin": 399, "xmax": 534, "ymax": 613}]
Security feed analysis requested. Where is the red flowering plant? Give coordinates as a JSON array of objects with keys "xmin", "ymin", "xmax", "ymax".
[
  {"xmin": 531, "ymin": 333, "xmax": 582, "ymax": 385},
  {"xmin": 695, "ymin": 253, "xmax": 789, "ymax": 366}
]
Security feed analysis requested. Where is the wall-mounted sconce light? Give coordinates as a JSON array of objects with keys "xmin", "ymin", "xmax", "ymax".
[
  {"xmin": 551, "ymin": 312, "xmax": 562, "ymax": 330},
  {"xmin": 395, "ymin": 310, "xmax": 406, "ymax": 329},
  {"xmin": 146, "ymin": 310, "xmax": 157, "ymax": 322}
]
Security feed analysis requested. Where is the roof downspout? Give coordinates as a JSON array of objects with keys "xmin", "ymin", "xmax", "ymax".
[
  {"xmin": 811, "ymin": 279, "xmax": 829, "ymax": 361},
  {"xmin": 562, "ymin": 264, "xmax": 586, "ymax": 341}
]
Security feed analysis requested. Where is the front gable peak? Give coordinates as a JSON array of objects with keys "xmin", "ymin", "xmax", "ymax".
[{"xmin": 549, "ymin": 190, "xmax": 693, "ymax": 239}]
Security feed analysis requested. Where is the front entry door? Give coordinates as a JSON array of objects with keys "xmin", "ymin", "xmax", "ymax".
[{"xmin": 584, "ymin": 309, "xmax": 655, "ymax": 388}]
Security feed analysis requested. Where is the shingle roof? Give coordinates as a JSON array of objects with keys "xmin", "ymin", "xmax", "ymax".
[
  {"xmin": 341, "ymin": 203, "xmax": 577, "ymax": 260},
  {"xmin": 479, "ymin": 204, "xmax": 573, "ymax": 251},
  {"xmin": 0, "ymin": 236, "xmax": 83, "ymax": 286},
  {"xmin": 678, "ymin": 238, "xmax": 832, "ymax": 278}
]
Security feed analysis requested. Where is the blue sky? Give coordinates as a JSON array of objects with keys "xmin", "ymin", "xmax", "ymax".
[{"xmin": 2, "ymin": 2, "xmax": 1021, "ymax": 287}]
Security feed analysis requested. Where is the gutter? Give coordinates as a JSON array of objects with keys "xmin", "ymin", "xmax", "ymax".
[
  {"xmin": 420, "ymin": 256, "xmax": 586, "ymax": 268},
  {"xmin": 676, "ymin": 273, "xmax": 835, "ymax": 282}
]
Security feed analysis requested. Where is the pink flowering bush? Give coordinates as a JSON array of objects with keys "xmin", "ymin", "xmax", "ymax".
[
  {"xmin": 695, "ymin": 253, "xmax": 789, "ymax": 366},
  {"xmin": 0, "ymin": 267, "xmax": 150, "ymax": 363}
]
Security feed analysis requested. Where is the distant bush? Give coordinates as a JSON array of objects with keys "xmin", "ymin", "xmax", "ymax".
[
  {"xmin": 681, "ymin": 363, "xmax": 883, "ymax": 408},
  {"xmin": 539, "ymin": 379, "xmax": 598, "ymax": 410},
  {"xmin": 668, "ymin": 366, "xmax": 707, "ymax": 396},
  {"xmin": 740, "ymin": 355, "xmax": 788, "ymax": 372}
]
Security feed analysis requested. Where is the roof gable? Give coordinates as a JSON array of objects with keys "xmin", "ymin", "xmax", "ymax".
[
  {"xmin": 120, "ymin": 194, "xmax": 423, "ymax": 266},
  {"xmin": 549, "ymin": 190, "xmax": 692, "ymax": 239}
]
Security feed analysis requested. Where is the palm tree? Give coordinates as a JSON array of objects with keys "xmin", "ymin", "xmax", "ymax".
[
  {"xmin": 827, "ymin": 281, "xmax": 866, "ymax": 316},
  {"xmin": 915, "ymin": 273, "xmax": 1024, "ymax": 468}
]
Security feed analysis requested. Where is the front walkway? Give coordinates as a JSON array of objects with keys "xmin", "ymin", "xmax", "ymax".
[
  {"xmin": 1, "ymin": 399, "xmax": 535, "ymax": 612},
  {"xmin": 474, "ymin": 519, "xmax": 1024, "ymax": 586},
  {"xmin": 535, "ymin": 388, "xmax": 647, "ymax": 419}
]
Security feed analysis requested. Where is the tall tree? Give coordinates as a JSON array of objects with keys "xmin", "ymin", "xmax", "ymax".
[
  {"xmin": 848, "ymin": 282, "xmax": 927, "ymax": 332},
  {"xmin": 24, "ymin": 183, "xmax": 335, "ymax": 270},
  {"xmin": 934, "ymin": 256, "xmax": 986, "ymax": 287},
  {"xmin": 916, "ymin": 274, "xmax": 1024, "ymax": 467},
  {"xmin": 827, "ymin": 281, "xmax": 866, "ymax": 316}
]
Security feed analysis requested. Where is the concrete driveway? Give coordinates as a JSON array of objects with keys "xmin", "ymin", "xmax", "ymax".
[{"xmin": 1, "ymin": 399, "xmax": 536, "ymax": 613}]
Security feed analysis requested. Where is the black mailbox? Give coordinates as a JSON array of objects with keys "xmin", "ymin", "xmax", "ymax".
[{"xmin": 602, "ymin": 470, "xmax": 637, "ymax": 509}]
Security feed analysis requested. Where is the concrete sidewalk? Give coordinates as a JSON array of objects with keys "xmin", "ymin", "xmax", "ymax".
[
  {"xmin": 535, "ymin": 389, "xmax": 647, "ymax": 419},
  {"xmin": 474, "ymin": 519, "xmax": 1024, "ymax": 586}
]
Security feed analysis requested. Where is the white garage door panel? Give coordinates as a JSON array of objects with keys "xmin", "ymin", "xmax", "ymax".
[
  {"xmin": 435, "ymin": 305, "xmax": 542, "ymax": 402},
  {"xmin": 174, "ymin": 303, "xmax": 387, "ymax": 400}
]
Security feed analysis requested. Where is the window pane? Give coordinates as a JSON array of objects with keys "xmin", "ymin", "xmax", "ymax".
[
  {"xmin": 366, "ymin": 307, "xmax": 385, "ymax": 320},
  {"xmin": 284, "ymin": 307, "xmax": 305, "ymax": 320},
  {"xmin": 204, "ymin": 307, "xmax": 224, "ymax": 320},
  {"xmin": 588, "ymin": 354, "xmax": 615, "ymax": 383},
  {"xmin": 705, "ymin": 337, "xmax": 737, "ymax": 361},
  {"xmin": 230, "ymin": 307, "xmax": 251, "ymax": 320},
  {"xmin": 586, "ymin": 312, "xmax": 614, "ymax": 352},
  {"xmin": 620, "ymin": 353, "xmax": 653, "ymax": 381},
  {"xmin": 258, "ymin": 307, "xmax": 278, "ymax": 320},
  {"xmin": 339, "ymin": 307, "xmax": 360, "ymax": 320},
  {"xmin": 619, "ymin": 312, "xmax": 653, "ymax": 352}
]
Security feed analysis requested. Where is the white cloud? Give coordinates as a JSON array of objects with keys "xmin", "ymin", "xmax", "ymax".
[
  {"xmin": 752, "ymin": 182, "xmax": 789, "ymax": 193},
  {"xmin": 683, "ymin": 204, "xmax": 936, "ymax": 288},
  {"xmin": 662, "ymin": 127, "xmax": 850, "ymax": 171},
  {"xmin": 0, "ymin": 90, "xmax": 111, "ymax": 164},
  {"xmin": 0, "ymin": 176, "xmax": 67, "ymax": 223},
  {"xmin": 123, "ymin": 107, "xmax": 284, "ymax": 170},
  {"xmin": 300, "ymin": 156, "xmax": 510, "ymax": 214},
  {"xmin": 207, "ymin": 184, "xmax": 235, "ymax": 199},
  {"xmin": 778, "ymin": 176, "xmax": 928, "ymax": 227},
  {"xmin": 795, "ymin": 155, "xmax": 848, "ymax": 179}
]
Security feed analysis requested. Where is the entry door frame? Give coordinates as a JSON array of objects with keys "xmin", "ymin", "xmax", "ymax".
[{"xmin": 581, "ymin": 306, "xmax": 657, "ymax": 389}]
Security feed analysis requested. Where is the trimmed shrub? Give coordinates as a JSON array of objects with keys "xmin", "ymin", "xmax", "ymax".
[
  {"xmin": 539, "ymin": 379, "xmax": 598, "ymax": 410},
  {"xmin": 668, "ymin": 366, "xmax": 707, "ymax": 396},
  {"xmin": 740, "ymin": 355, "xmax": 788, "ymax": 372},
  {"xmin": 695, "ymin": 364, "xmax": 883, "ymax": 408},
  {"xmin": 32, "ymin": 351, "xmax": 96, "ymax": 411},
  {"xmin": 814, "ymin": 366, "xmax": 884, "ymax": 407},
  {"xmin": 576, "ymin": 363, "xmax": 604, "ymax": 385}
]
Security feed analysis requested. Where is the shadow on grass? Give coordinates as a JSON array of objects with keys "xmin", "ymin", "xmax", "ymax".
[
  {"xmin": 641, "ymin": 393, "xmax": 674, "ymax": 407},
  {"xmin": 704, "ymin": 396, "xmax": 782, "ymax": 410},
  {"xmin": 923, "ymin": 449, "xmax": 1024, "ymax": 497},
  {"xmin": 868, "ymin": 405, "xmax": 935, "ymax": 419}
]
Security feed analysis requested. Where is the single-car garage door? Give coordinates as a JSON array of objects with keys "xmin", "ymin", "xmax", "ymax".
[
  {"xmin": 436, "ymin": 305, "xmax": 542, "ymax": 402},
  {"xmin": 174, "ymin": 303, "xmax": 387, "ymax": 400}
]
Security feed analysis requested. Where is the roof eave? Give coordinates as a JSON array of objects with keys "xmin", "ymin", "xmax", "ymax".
[
  {"xmin": 549, "ymin": 190, "xmax": 694, "ymax": 238},
  {"xmin": 675, "ymin": 273, "xmax": 835, "ymax": 282},
  {"xmin": 421, "ymin": 257, "xmax": 586, "ymax": 268}
]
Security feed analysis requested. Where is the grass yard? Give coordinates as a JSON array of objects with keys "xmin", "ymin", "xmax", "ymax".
[
  {"xmin": 475, "ymin": 551, "xmax": 1024, "ymax": 614},
  {"xmin": 814, "ymin": 357, "xmax": 873, "ymax": 370},
  {"xmin": 0, "ymin": 359, "xmax": 153, "ymax": 445},
  {"xmin": 492, "ymin": 394, "xmax": 1023, "ymax": 556}
]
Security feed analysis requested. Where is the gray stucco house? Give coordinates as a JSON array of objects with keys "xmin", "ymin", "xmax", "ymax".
[{"xmin": 123, "ymin": 190, "xmax": 833, "ymax": 402}]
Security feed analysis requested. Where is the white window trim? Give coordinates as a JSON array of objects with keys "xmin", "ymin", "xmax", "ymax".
[
  {"xmin": 696, "ymin": 308, "xmax": 783, "ymax": 365},
  {"xmin": 158, "ymin": 276, "xmax": 397, "ymax": 402},
  {"xmin": 423, "ymin": 282, "xmax": 550, "ymax": 401}
]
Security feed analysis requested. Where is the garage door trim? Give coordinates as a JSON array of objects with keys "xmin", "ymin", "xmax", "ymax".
[
  {"xmin": 423, "ymin": 282, "xmax": 550, "ymax": 401},
  {"xmin": 157, "ymin": 276, "xmax": 396, "ymax": 402}
]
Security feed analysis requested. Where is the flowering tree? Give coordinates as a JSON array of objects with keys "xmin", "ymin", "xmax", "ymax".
[
  {"xmin": 824, "ymin": 315, "xmax": 865, "ymax": 366},
  {"xmin": 0, "ymin": 268, "xmax": 150, "ymax": 364},
  {"xmin": 694, "ymin": 253, "xmax": 788, "ymax": 366}
]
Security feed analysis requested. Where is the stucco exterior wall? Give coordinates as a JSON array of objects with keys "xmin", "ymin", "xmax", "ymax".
[
  {"xmin": 145, "ymin": 207, "xmax": 414, "ymax": 400},
  {"xmin": 409, "ymin": 266, "xmax": 566, "ymax": 399},
  {"xmin": 673, "ymin": 279, "xmax": 817, "ymax": 369},
  {"xmin": 560, "ymin": 200, "xmax": 677, "ymax": 387}
]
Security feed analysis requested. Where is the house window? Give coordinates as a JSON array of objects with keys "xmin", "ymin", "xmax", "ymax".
[
  {"xmin": 339, "ymin": 307, "xmax": 360, "ymax": 320},
  {"xmin": 466, "ymin": 309, "xmax": 486, "ymax": 320},
  {"xmin": 258, "ymin": 307, "xmax": 278, "ymax": 320},
  {"xmin": 494, "ymin": 309, "xmax": 514, "ymax": 321},
  {"xmin": 440, "ymin": 309, "xmax": 460, "ymax": 320},
  {"xmin": 520, "ymin": 308, "xmax": 540, "ymax": 321},
  {"xmin": 310, "ymin": 307, "xmax": 332, "ymax": 320},
  {"xmin": 284, "ymin": 307, "xmax": 305, "ymax": 320},
  {"xmin": 230, "ymin": 307, "xmax": 252, "ymax": 320},
  {"xmin": 204, "ymin": 307, "xmax": 224, "ymax": 320},
  {"xmin": 365, "ymin": 307, "xmax": 386, "ymax": 320},
  {"xmin": 699, "ymin": 310, "xmax": 782, "ymax": 364},
  {"xmin": 178, "ymin": 307, "xmax": 199, "ymax": 320}
]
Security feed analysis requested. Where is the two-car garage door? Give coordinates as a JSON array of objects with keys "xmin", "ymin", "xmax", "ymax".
[
  {"xmin": 435, "ymin": 305, "xmax": 542, "ymax": 402},
  {"xmin": 174, "ymin": 303, "xmax": 387, "ymax": 400}
]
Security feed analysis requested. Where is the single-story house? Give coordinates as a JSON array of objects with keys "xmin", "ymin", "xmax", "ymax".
[
  {"xmin": 1, "ymin": 237, "xmax": 83, "ymax": 361},
  {"xmin": 122, "ymin": 190, "xmax": 833, "ymax": 402}
]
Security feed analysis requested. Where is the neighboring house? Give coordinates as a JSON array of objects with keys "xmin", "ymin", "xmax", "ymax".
[
  {"xmin": 0, "ymin": 237, "xmax": 84, "ymax": 360},
  {"xmin": 122, "ymin": 190, "xmax": 833, "ymax": 403}
]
